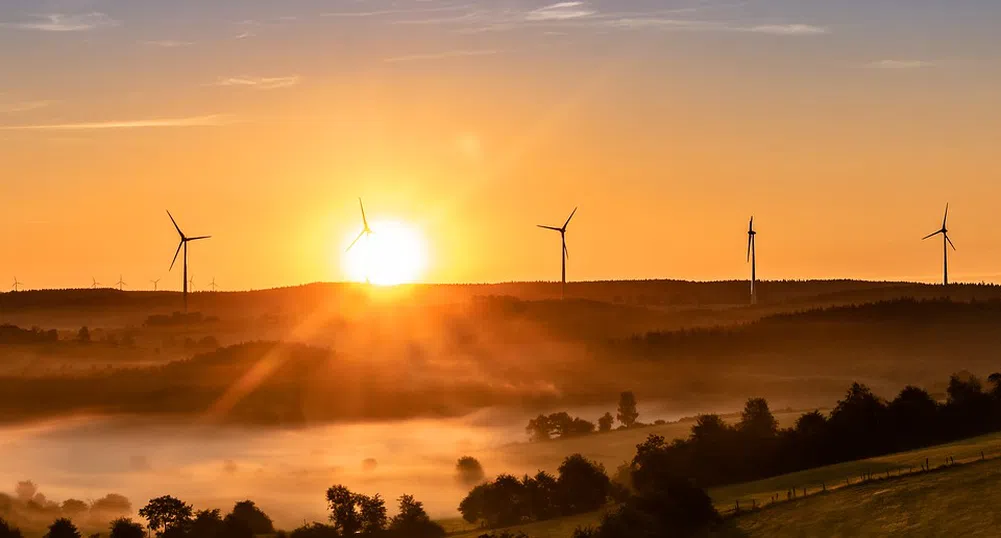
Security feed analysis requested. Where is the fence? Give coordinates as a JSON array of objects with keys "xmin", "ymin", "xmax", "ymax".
[{"xmin": 719, "ymin": 448, "xmax": 993, "ymax": 518}]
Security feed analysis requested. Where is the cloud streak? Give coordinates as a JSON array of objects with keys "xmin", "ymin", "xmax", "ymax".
[
  {"xmin": 0, "ymin": 100, "xmax": 56, "ymax": 114},
  {"xmin": 383, "ymin": 49, "xmax": 501, "ymax": 63},
  {"xmin": 0, "ymin": 115, "xmax": 233, "ymax": 131},
  {"xmin": 323, "ymin": 4, "xmax": 474, "ymax": 18},
  {"xmin": 143, "ymin": 40, "xmax": 194, "ymax": 47},
  {"xmin": 862, "ymin": 60, "xmax": 934, "ymax": 69},
  {"xmin": 526, "ymin": 2, "xmax": 596, "ymax": 21},
  {"xmin": 213, "ymin": 76, "xmax": 301, "ymax": 89},
  {"xmin": 1, "ymin": 12, "xmax": 119, "ymax": 32}
]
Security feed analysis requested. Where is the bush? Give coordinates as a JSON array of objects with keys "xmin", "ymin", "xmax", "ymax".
[
  {"xmin": 44, "ymin": 519, "xmax": 81, "ymax": 538},
  {"xmin": 109, "ymin": 518, "xmax": 145, "ymax": 538},
  {"xmin": 0, "ymin": 518, "xmax": 24, "ymax": 538},
  {"xmin": 289, "ymin": 523, "xmax": 340, "ymax": 538}
]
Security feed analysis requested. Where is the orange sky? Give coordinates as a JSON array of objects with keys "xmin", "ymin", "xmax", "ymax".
[{"xmin": 1, "ymin": 0, "xmax": 1000, "ymax": 290}]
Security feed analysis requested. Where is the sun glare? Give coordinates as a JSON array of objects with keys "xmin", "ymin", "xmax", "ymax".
[{"xmin": 342, "ymin": 220, "xmax": 429, "ymax": 286}]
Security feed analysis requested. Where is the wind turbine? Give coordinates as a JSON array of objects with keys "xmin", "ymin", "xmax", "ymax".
[
  {"xmin": 747, "ymin": 216, "xmax": 757, "ymax": 305},
  {"xmin": 11, "ymin": 277, "xmax": 22, "ymax": 292},
  {"xmin": 537, "ymin": 207, "xmax": 577, "ymax": 300},
  {"xmin": 92, "ymin": 277, "xmax": 100, "ymax": 289},
  {"xmin": 208, "ymin": 277, "xmax": 218, "ymax": 292},
  {"xmin": 150, "ymin": 279, "xmax": 160, "ymax": 291},
  {"xmin": 167, "ymin": 210, "xmax": 211, "ymax": 312},
  {"xmin": 922, "ymin": 203, "xmax": 956, "ymax": 286},
  {"xmin": 346, "ymin": 198, "xmax": 374, "ymax": 284},
  {"xmin": 189, "ymin": 275, "xmax": 195, "ymax": 292},
  {"xmin": 115, "ymin": 275, "xmax": 127, "ymax": 291}
]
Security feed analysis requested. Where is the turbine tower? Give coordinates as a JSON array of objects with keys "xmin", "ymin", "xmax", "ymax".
[
  {"xmin": 346, "ymin": 198, "xmax": 374, "ymax": 284},
  {"xmin": 747, "ymin": 216, "xmax": 757, "ymax": 305},
  {"xmin": 115, "ymin": 275, "xmax": 127, "ymax": 291},
  {"xmin": 150, "ymin": 279, "xmax": 160, "ymax": 291},
  {"xmin": 537, "ymin": 207, "xmax": 577, "ymax": 300},
  {"xmin": 167, "ymin": 210, "xmax": 211, "ymax": 312},
  {"xmin": 922, "ymin": 203, "xmax": 955, "ymax": 286},
  {"xmin": 11, "ymin": 277, "xmax": 22, "ymax": 292}
]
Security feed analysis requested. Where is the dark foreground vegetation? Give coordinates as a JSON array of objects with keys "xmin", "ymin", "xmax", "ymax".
[
  {"xmin": 0, "ymin": 487, "xmax": 443, "ymax": 538},
  {"xmin": 459, "ymin": 371, "xmax": 1001, "ymax": 537}
]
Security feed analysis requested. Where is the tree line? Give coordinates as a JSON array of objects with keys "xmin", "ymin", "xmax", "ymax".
[
  {"xmin": 0, "ymin": 486, "xmax": 445, "ymax": 538},
  {"xmin": 525, "ymin": 392, "xmax": 644, "ymax": 442}
]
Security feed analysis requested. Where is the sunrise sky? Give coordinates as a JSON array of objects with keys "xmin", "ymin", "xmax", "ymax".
[{"xmin": 1, "ymin": 0, "xmax": 1000, "ymax": 290}]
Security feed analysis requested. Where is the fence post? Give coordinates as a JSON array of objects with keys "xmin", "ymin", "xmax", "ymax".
[
  {"xmin": 752, "ymin": 499, "xmax": 757, "ymax": 510},
  {"xmin": 926, "ymin": 457, "xmax": 929, "ymax": 470},
  {"xmin": 982, "ymin": 451, "xmax": 986, "ymax": 461},
  {"xmin": 822, "ymin": 481, "xmax": 826, "ymax": 492},
  {"xmin": 735, "ymin": 500, "xmax": 740, "ymax": 514}
]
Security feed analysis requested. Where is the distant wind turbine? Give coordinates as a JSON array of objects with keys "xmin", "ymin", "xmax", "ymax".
[
  {"xmin": 347, "ymin": 198, "xmax": 373, "ymax": 252},
  {"xmin": 150, "ymin": 278, "xmax": 160, "ymax": 291},
  {"xmin": 189, "ymin": 275, "xmax": 195, "ymax": 292},
  {"xmin": 537, "ymin": 207, "xmax": 577, "ymax": 300},
  {"xmin": 115, "ymin": 275, "xmax": 127, "ymax": 291},
  {"xmin": 922, "ymin": 203, "xmax": 956, "ymax": 286},
  {"xmin": 347, "ymin": 198, "xmax": 374, "ymax": 284},
  {"xmin": 11, "ymin": 277, "xmax": 22, "ymax": 292},
  {"xmin": 167, "ymin": 210, "xmax": 211, "ymax": 312},
  {"xmin": 208, "ymin": 277, "xmax": 218, "ymax": 292},
  {"xmin": 92, "ymin": 277, "xmax": 100, "ymax": 289},
  {"xmin": 747, "ymin": 216, "xmax": 757, "ymax": 305}
]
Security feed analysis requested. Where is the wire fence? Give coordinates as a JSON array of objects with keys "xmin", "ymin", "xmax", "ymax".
[{"xmin": 719, "ymin": 448, "xmax": 995, "ymax": 518}]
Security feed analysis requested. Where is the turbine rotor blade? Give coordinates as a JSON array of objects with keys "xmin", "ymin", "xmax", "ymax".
[
  {"xmin": 749, "ymin": 216, "xmax": 754, "ymax": 232},
  {"xmin": 346, "ymin": 230, "xmax": 366, "ymax": 252},
  {"xmin": 167, "ymin": 210, "xmax": 185, "ymax": 239},
  {"xmin": 359, "ymin": 198, "xmax": 370, "ymax": 231},
  {"xmin": 563, "ymin": 240, "xmax": 569, "ymax": 260},
  {"xmin": 537, "ymin": 225, "xmax": 561, "ymax": 231},
  {"xmin": 169, "ymin": 241, "xmax": 183, "ymax": 271},
  {"xmin": 188, "ymin": 235, "xmax": 211, "ymax": 241},
  {"xmin": 563, "ymin": 207, "xmax": 578, "ymax": 229},
  {"xmin": 747, "ymin": 236, "xmax": 752, "ymax": 262},
  {"xmin": 922, "ymin": 230, "xmax": 943, "ymax": 240},
  {"xmin": 946, "ymin": 234, "xmax": 956, "ymax": 250},
  {"xmin": 943, "ymin": 203, "xmax": 949, "ymax": 228}
]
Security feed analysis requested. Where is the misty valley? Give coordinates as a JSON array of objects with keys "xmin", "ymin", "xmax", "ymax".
[{"xmin": 4, "ymin": 281, "xmax": 1001, "ymax": 537}]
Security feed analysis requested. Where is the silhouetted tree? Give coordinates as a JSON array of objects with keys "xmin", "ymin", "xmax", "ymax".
[
  {"xmin": 0, "ymin": 517, "xmax": 23, "ymax": 538},
  {"xmin": 77, "ymin": 327, "xmax": 91, "ymax": 344},
  {"xmin": 739, "ymin": 398, "xmax": 778, "ymax": 439},
  {"xmin": 387, "ymin": 495, "xmax": 444, "ymax": 538},
  {"xmin": 109, "ymin": 518, "xmax": 145, "ymax": 538},
  {"xmin": 189, "ymin": 509, "xmax": 224, "ymax": 538},
  {"xmin": 15, "ymin": 481, "xmax": 37, "ymax": 502},
  {"xmin": 91, "ymin": 494, "xmax": 132, "ymax": 517},
  {"xmin": 828, "ymin": 383, "xmax": 887, "ymax": 460},
  {"xmin": 526, "ymin": 415, "xmax": 551, "ymax": 442},
  {"xmin": 139, "ymin": 496, "xmax": 193, "ymax": 538},
  {"xmin": 455, "ymin": 457, "xmax": 486, "ymax": 486},
  {"xmin": 557, "ymin": 454, "xmax": 610, "ymax": 515},
  {"xmin": 226, "ymin": 501, "xmax": 273, "ymax": 535},
  {"xmin": 325, "ymin": 486, "xmax": 385, "ymax": 536},
  {"xmin": 521, "ymin": 472, "xmax": 559, "ymax": 522},
  {"xmin": 616, "ymin": 392, "xmax": 639, "ymax": 428},
  {"xmin": 888, "ymin": 386, "xmax": 939, "ymax": 449},
  {"xmin": 598, "ymin": 413, "xmax": 614, "ymax": 433},
  {"xmin": 44, "ymin": 519, "xmax": 81, "ymax": 538},
  {"xmin": 61, "ymin": 499, "xmax": 88, "ymax": 518}
]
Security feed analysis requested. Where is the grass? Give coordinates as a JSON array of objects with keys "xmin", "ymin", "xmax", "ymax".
[
  {"xmin": 447, "ymin": 430, "xmax": 1001, "ymax": 537},
  {"xmin": 713, "ymin": 453, "xmax": 1001, "ymax": 537}
]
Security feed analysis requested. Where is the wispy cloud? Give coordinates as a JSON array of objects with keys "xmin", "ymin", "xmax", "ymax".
[
  {"xmin": 383, "ymin": 49, "xmax": 501, "ymax": 63},
  {"xmin": 0, "ymin": 115, "xmax": 233, "ymax": 131},
  {"xmin": 0, "ymin": 100, "xmax": 56, "ymax": 114},
  {"xmin": 323, "ymin": 4, "xmax": 474, "ymax": 18},
  {"xmin": 861, "ymin": 59, "xmax": 934, "ymax": 70},
  {"xmin": 142, "ymin": 40, "xmax": 194, "ymax": 48},
  {"xmin": 1, "ymin": 12, "xmax": 119, "ymax": 32},
  {"xmin": 526, "ymin": 2, "xmax": 595, "ymax": 21},
  {"xmin": 746, "ymin": 24, "xmax": 828, "ymax": 35},
  {"xmin": 234, "ymin": 31, "xmax": 254, "ymax": 39},
  {"xmin": 213, "ymin": 76, "xmax": 301, "ymax": 90}
]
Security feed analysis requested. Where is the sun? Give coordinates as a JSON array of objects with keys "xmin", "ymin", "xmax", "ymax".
[{"xmin": 342, "ymin": 220, "xmax": 429, "ymax": 286}]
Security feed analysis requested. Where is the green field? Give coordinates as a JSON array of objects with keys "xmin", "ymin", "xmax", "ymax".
[{"xmin": 448, "ymin": 431, "xmax": 1001, "ymax": 537}]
